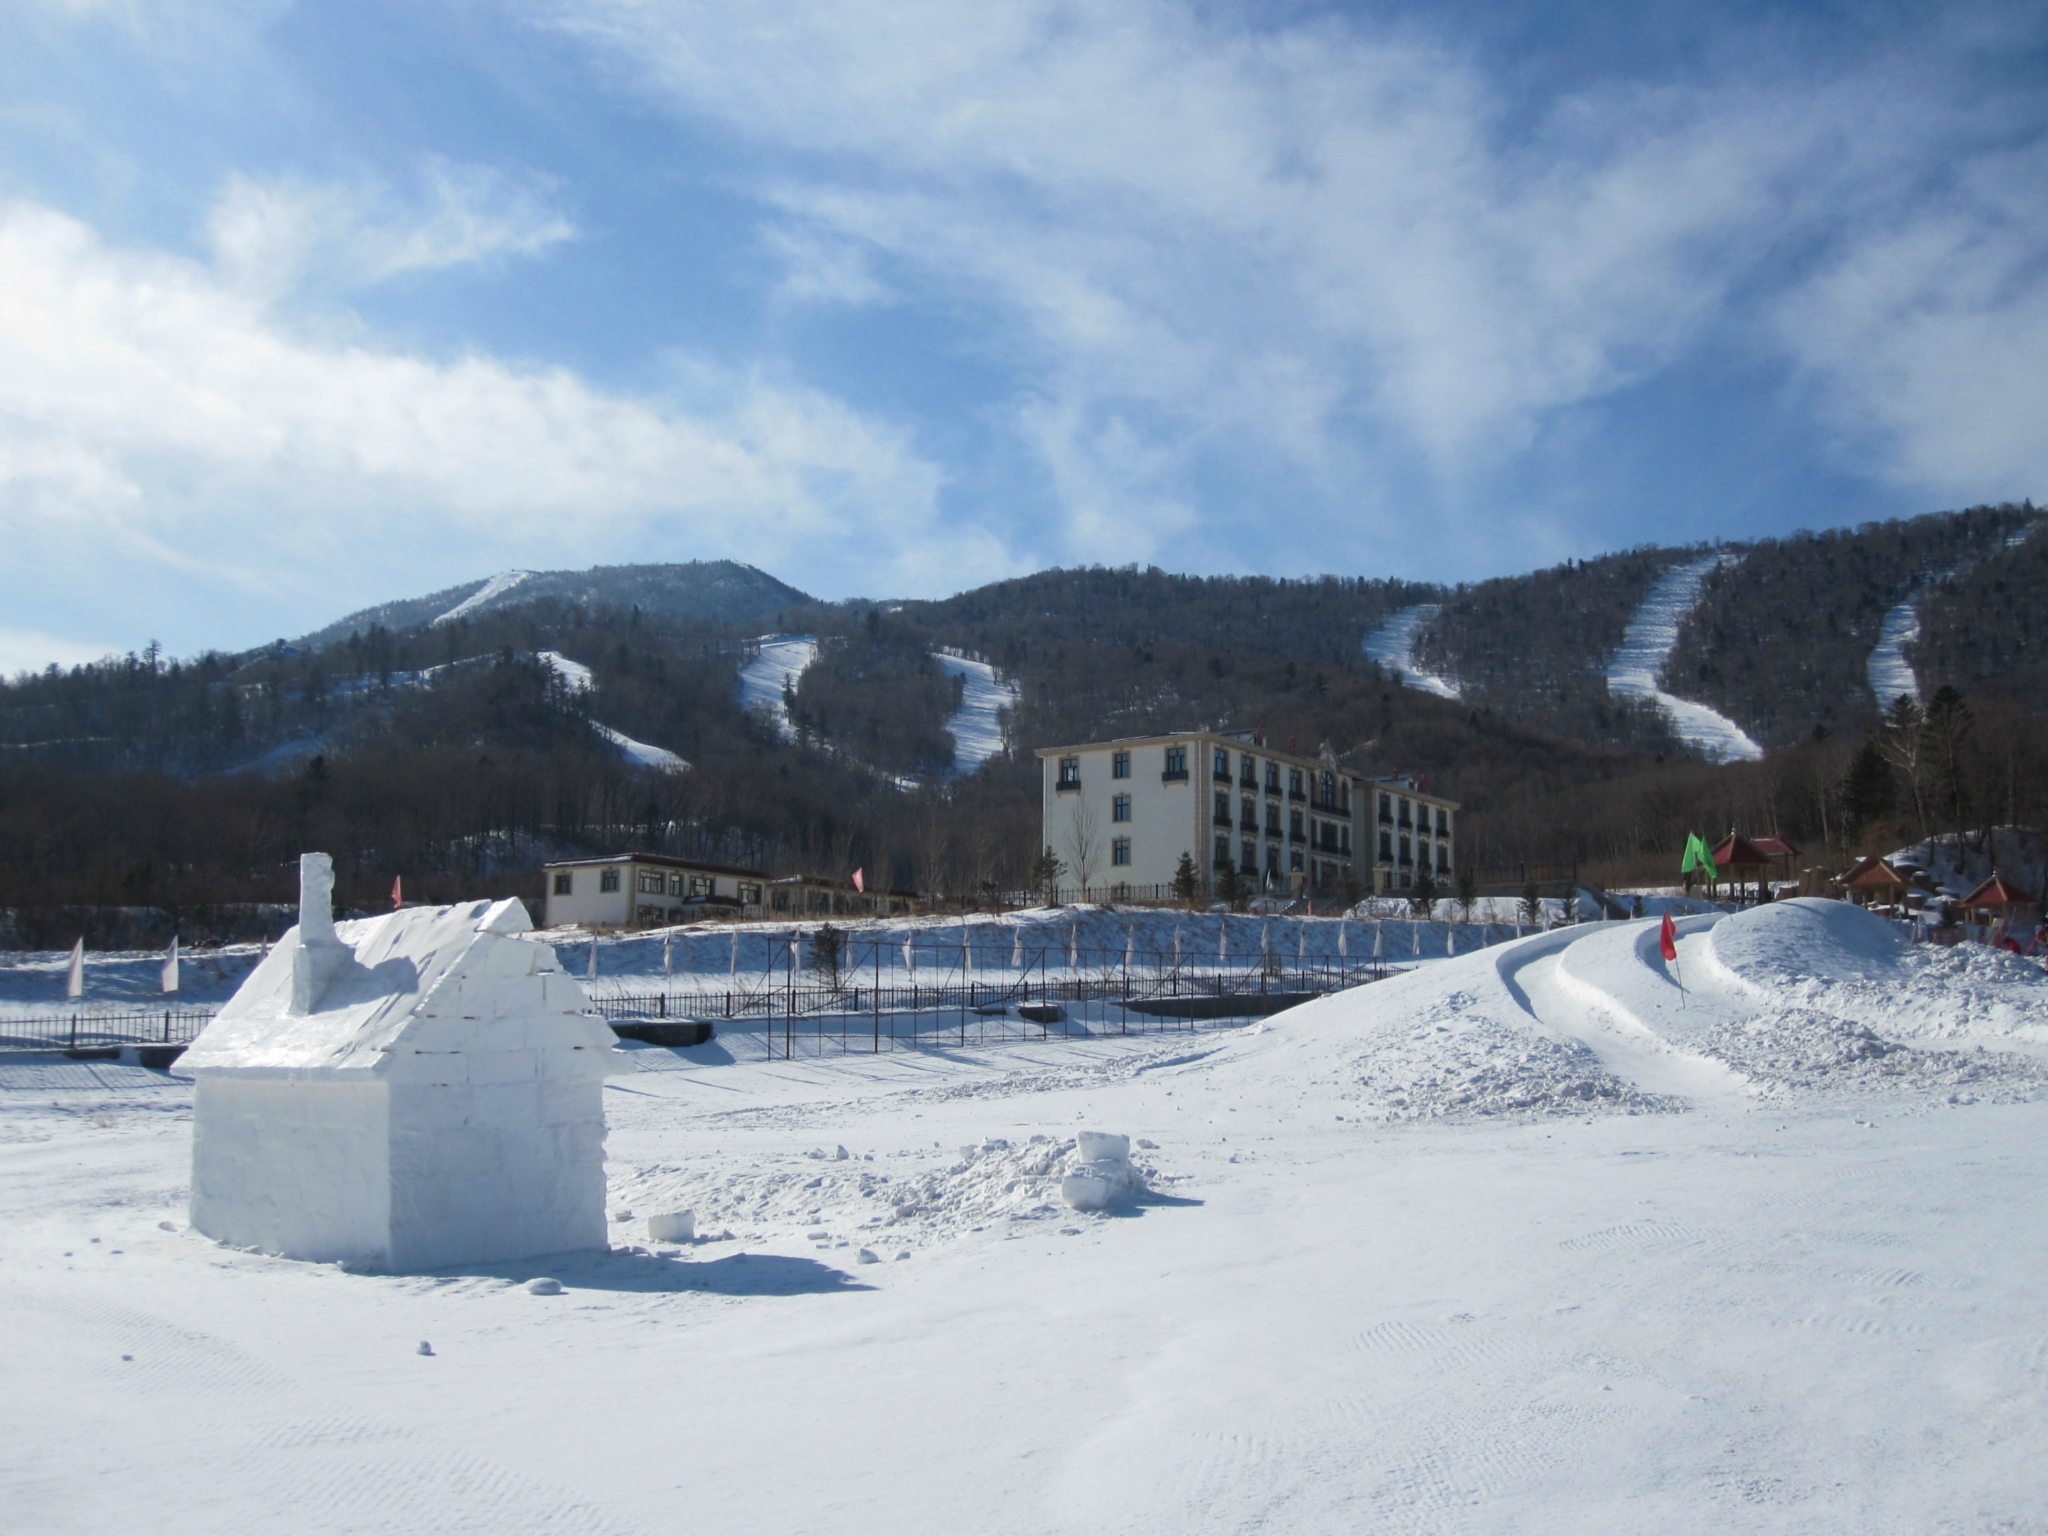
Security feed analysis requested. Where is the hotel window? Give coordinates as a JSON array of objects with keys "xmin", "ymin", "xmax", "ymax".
[
  {"xmin": 1112, "ymin": 794, "xmax": 1132, "ymax": 823},
  {"xmin": 1379, "ymin": 793, "xmax": 1393, "ymax": 823},
  {"xmin": 600, "ymin": 870, "xmax": 621, "ymax": 892},
  {"xmin": 690, "ymin": 875, "xmax": 714, "ymax": 897},
  {"xmin": 1214, "ymin": 836, "xmax": 1231, "ymax": 868},
  {"xmin": 1214, "ymin": 746, "xmax": 1230, "ymax": 777},
  {"xmin": 638, "ymin": 871, "xmax": 664, "ymax": 894},
  {"xmin": 1399, "ymin": 837, "xmax": 1412, "ymax": 865},
  {"xmin": 1266, "ymin": 844, "xmax": 1282, "ymax": 874},
  {"xmin": 1241, "ymin": 839, "xmax": 1257, "ymax": 873},
  {"xmin": 1163, "ymin": 745, "xmax": 1188, "ymax": 779},
  {"xmin": 552, "ymin": 873, "xmax": 572, "ymax": 895},
  {"xmin": 668, "ymin": 873, "xmax": 684, "ymax": 896},
  {"xmin": 1266, "ymin": 762, "xmax": 1280, "ymax": 792},
  {"xmin": 1290, "ymin": 849, "xmax": 1304, "ymax": 872},
  {"xmin": 1340, "ymin": 825, "xmax": 1352, "ymax": 854},
  {"xmin": 1240, "ymin": 754, "xmax": 1258, "ymax": 785},
  {"xmin": 1056, "ymin": 756, "xmax": 1080, "ymax": 788},
  {"xmin": 1214, "ymin": 791, "xmax": 1231, "ymax": 825},
  {"xmin": 1265, "ymin": 802, "xmax": 1281, "ymax": 834},
  {"xmin": 1112, "ymin": 751, "xmax": 1131, "ymax": 779},
  {"xmin": 1112, "ymin": 838, "xmax": 1132, "ymax": 867},
  {"xmin": 1290, "ymin": 809, "xmax": 1305, "ymax": 840},
  {"xmin": 1290, "ymin": 768, "xmax": 1305, "ymax": 799},
  {"xmin": 1379, "ymin": 831, "xmax": 1393, "ymax": 860},
  {"xmin": 1436, "ymin": 846, "xmax": 1450, "ymax": 873},
  {"xmin": 1436, "ymin": 807, "xmax": 1450, "ymax": 835},
  {"xmin": 1241, "ymin": 796, "xmax": 1257, "ymax": 829},
  {"xmin": 738, "ymin": 882, "xmax": 763, "ymax": 904}
]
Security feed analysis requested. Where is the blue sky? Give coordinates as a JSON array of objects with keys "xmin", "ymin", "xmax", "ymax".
[{"xmin": 0, "ymin": 0, "xmax": 2043, "ymax": 668}]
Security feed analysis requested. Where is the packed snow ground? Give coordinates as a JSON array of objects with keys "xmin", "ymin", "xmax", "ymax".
[
  {"xmin": 1606, "ymin": 555, "xmax": 1764, "ymax": 763},
  {"xmin": 1362, "ymin": 603, "xmax": 1461, "ymax": 699},
  {"xmin": 934, "ymin": 650, "xmax": 1016, "ymax": 772},
  {"xmin": 1866, "ymin": 597, "xmax": 1921, "ymax": 711},
  {"xmin": 8, "ymin": 899, "xmax": 2048, "ymax": 1533}
]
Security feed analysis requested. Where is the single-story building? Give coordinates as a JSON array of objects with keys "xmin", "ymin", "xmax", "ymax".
[{"xmin": 543, "ymin": 853, "xmax": 768, "ymax": 930}]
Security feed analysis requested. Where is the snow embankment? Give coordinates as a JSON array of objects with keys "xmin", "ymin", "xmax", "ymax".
[
  {"xmin": 537, "ymin": 651, "xmax": 688, "ymax": 772},
  {"xmin": 1605, "ymin": 555, "xmax": 1762, "ymax": 762},
  {"xmin": 1214, "ymin": 898, "xmax": 2048, "ymax": 1119},
  {"xmin": 935, "ymin": 650, "xmax": 1016, "ymax": 773},
  {"xmin": 1361, "ymin": 604, "xmax": 1460, "ymax": 699},
  {"xmin": 736, "ymin": 634, "xmax": 819, "ymax": 742}
]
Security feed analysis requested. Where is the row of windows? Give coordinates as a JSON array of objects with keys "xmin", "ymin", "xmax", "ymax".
[
  {"xmin": 554, "ymin": 869, "xmax": 763, "ymax": 903},
  {"xmin": 1376, "ymin": 793, "xmax": 1452, "ymax": 836},
  {"xmin": 1059, "ymin": 745, "xmax": 1347, "ymax": 808}
]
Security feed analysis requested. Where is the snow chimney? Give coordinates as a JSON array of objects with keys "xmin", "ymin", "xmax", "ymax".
[{"xmin": 290, "ymin": 852, "xmax": 350, "ymax": 1014}]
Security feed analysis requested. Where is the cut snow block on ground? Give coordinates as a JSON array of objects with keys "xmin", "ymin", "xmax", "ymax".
[
  {"xmin": 1061, "ymin": 1131, "xmax": 1142, "ymax": 1211},
  {"xmin": 1361, "ymin": 604, "xmax": 1460, "ymax": 699},
  {"xmin": 1606, "ymin": 555, "xmax": 1762, "ymax": 762}
]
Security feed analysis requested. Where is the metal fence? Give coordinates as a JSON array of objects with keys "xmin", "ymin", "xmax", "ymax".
[
  {"xmin": 0, "ymin": 1008, "xmax": 217, "ymax": 1054},
  {"xmin": 592, "ymin": 941, "xmax": 1401, "ymax": 1059}
]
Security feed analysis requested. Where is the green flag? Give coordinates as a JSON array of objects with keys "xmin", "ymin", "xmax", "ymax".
[{"xmin": 1680, "ymin": 833, "xmax": 1717, "ymax": 876}]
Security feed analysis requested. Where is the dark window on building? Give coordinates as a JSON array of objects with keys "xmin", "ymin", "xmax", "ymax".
[
  {"xmin": 1266, "ymin": 843, "xmax": 1282, "ymax": 874},
  {"xmin": 1112, "ymin": 837, "xmax": 1132, "ymax": 867},
  {"xmin": 739, "ymin": 882, "xmax": 763, "ymax": 905},
  {"xmin": 1214, "ymin": 746, "xmax": 1230, "ymax": 777},
  {"xmin": 1290, "ymin": 768, "xmax": 1305, "ymax": 800},
  {"xmin": 1436, "ymin": 807, "xmax": 1450, "ymax": 835},
  {"xmin": 1164, "ymin": 745, "xmax": 1188, "ymax": 779},
  {"xmin": 1240, "ymin": 754, "xmax": 1258, "ymax": 786},
  {"xmin": 1112, "ymin": 751, "xmax": 1131, "ymax": 779},
  {"xmin": 638, "ymin": 871, "xmax": 663, "ymax": 894},
  {"xmin": 1437, "ymin": 847, "xmax": 1450, "ymax": 873},
  {"xmin": 1290, "ymin": 849, "xmax": 1304, "ymax": 872},
  {"xmin": 1379, "ymin": 831, "xmax": 1393, "ymax": 860},
  {"xmin": 1399, "ymin": 837, "xmax": 1412, "ymax": 865},
  {"xmin": 1214, "ymin": 836, "xmax": 1231, "ymax": 868},
  {"xmin": 690, "ymin": 876, "xmax": 714, "ymax": 897},
  {"xmin": 1241, "ymin": 796, "xmax": 1257, "ymax": 829},
  {"xmin": 1056, "ymin": 756, "xmax": 1080, "ymax": 788},
  {"xmin": 553, "ymin": 873, "xmax": 573, "ymax": 895},
  {"xmin": 1265, "ymin": 802, "xmax": 1281, "ymax": 834},
  {"xmin": 1113, "ymin": 794, "xmax": 1132, "ymax": 823},
  {"xmin": 1379, "ymin": 793, "xmax": 1392, "ymax": 823},
  {"xmin": 1241, "ymin": 839, "xmax": 1257, "ymax": 873},
  {"xmin": 600, "ymin": 869, "xmax": 621, "ymax": 892},
  {"xmin": 1266, "ymin": 762, "xmax": 1280, "ymax": 792},
  {"xmin": 1290, "ymin": 809, "xmax": 1305, "ymax": 841},
  {"xmin": 1341, "ymin": 825, "xmax": 1352, "ymax": 854},
  {"xmin": 1214, "ymin": 791, "xmax": 1231, "ymax": 825}
]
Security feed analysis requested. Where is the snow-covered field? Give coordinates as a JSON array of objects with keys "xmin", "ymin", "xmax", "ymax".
[
  {"xmin": 1607, "ymin": 555, "xmax": 1763, "ymax": 763},
  {"xmin": 8, "ymin": 898, "xmax": 2048, "ymax": 1533},
  {"xmin": 1363, "ymin": 603, "xmax": 1461, "ymax": 699},
  {"xmin": 537, "ymin": 651, "xmax": 688, "ymax": 771}
]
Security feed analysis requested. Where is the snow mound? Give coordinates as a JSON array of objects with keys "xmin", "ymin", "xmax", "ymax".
[
  {"xmin": 612, "ymin": 1135, "xmax": 1167, "ymax": 1254},
  {"xmin": 1690, "ymin": 1006, "xmax": 2048, "ymax": 1102},
  {"xmin": 1704, "ymin": 898, "xmax": 1904, "ymax": 991}
]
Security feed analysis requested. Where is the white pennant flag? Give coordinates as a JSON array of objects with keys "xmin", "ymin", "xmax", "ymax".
[
  {"xmin": 1412, "ymin": 923, "xmax": 1420, "ymax": 957},
  {"xmin": 1260, "ymin": 921, "xmax": 1270, "ymax": 957},
  {"xmin": 1068, "ymin": 924, "xmax": 1077, "ymax": 969},
  {"xmin": 1298, "ymin": 922, "xmax": 1307, "ymax": 960},
  {"xmin": 1373, "ymin": 922, "xmax": 1383, "ymax": 959},
  {"xmin": 1447, "ymin": 929, "xmax": 1457, "ymax": 957},
  {"xmin": 1172, "ymin": 921, "xmax": 1182, "ymax": 964},
  {"xmin": 904, "ymin": 935, "xmax": 915, "ymax": 974},
  {"xmin": 663, "ymin": 931, "xmax": 674, "ymax": 977},
  {"xmin": 585, "ymin": 936, "xmax": 598, "ymax": 980},
  {"xmin": 1218, "ymin": 920, "xmax": 1227, "ymax": 963},
  {"xmin": 729, "ymin": 930, "xmax": 739, "ymax": 982},
  {"xmin": 66, "ymin": 937, "xmax": 84, "ymax": 1000},
  {"xmin": 1338, "ymin": 921, "xmax": 1349, "ymax": 958},
  {"xmin": 1012, "ymin": 929, "xmax": 1023, "ymax": 969},
  {"xmin": 161, "ymin": 935, "xmax": 180, "ymax": 995},
  {"xmin": 963, "ymin": 928, "xmax": 973, "ymax": 980},
  {"xmin": 1124, "ymin": 924, "xmax": 1135, "ymax": 968}
]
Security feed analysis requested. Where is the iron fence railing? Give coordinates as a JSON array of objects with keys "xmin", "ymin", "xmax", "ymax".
[{"xmin": 0, "ymin": 1008, "xmax": 217, "ymax": 1054}]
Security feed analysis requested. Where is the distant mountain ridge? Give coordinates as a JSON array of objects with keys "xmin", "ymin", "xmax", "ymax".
[{"xmin": 298, "ymin": 560, "xmax": 813, "ymax": 649}]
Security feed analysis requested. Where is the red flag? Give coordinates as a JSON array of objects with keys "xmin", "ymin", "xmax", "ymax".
[
  {"xmin": 851, "ymin": 868, "xmax": 865, "ymax": 893},
  {"xmin": 392, "ymin": 875, "xmax": 403, "ymax": 911},
  {"xmin": 1658, "ymin": 911, "xmax": 1678, "ymax": 961}
]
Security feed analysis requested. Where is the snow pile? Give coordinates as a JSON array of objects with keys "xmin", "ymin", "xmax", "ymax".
[
  {"xmin": 1888, "ymin": 829, "xmax": 2045, "ymax": 903},
  {"xmin": 1702, "ymin": 897, "xmax": 1904, "ymax": 991},
  {"xmin": 934, "ymin": 650, "xmax": 1016, "ymax": 773},
  {"xmin": 612, "ymin": 1132, "xmax": 1167, "ymax": 1254},
  {"xmin": 1346, "ymin": 1005, "xmax": 1679, "ymax": 1121},
  {"xmin": 1606, "ymin": 555, "xmax": 1763, "ymax": 762},
  {"xmin": 1361, "ymin": 603, "xmax": 1460, "ymax": 699}
]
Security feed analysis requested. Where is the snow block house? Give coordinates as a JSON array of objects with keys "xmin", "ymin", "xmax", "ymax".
[{"xmin": 180, "ymin": 854, "xmax": 616, "ymax": 1272}]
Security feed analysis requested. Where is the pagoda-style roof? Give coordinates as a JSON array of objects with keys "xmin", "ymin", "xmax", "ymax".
[
  {"xmin": 1960, "ymin": 872, "xmax": 2037, "ymax": 909},
  {"xmin": 1750, "ymin": 834, "xmax": 1799, "ymax": 860},
  {"xmin": 1711, "ymin": 834, "xmax": 1774, "ymax": 869},
  {"xmin": 1841, "ymin": 855, "xmax": 1908, "ymax": 890}
]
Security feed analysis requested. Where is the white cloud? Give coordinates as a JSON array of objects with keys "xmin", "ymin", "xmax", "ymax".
[
  {"xmin": 544, "ymin": 0, "xmax": 2048, "ymax": 562},
  {"xmin": 0, "ymin": 626, "xmax": 118, "ymax": 679},
  {"xmin": 0, "ymin": 199, "xmax": 998, "ymax": 640},
  {"xmin": 207, "ymin": 161, "xmax": 577, "ymax": 303}
]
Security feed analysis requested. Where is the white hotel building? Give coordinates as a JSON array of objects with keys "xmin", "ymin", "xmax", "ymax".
[{"xmin": 1034, "ymin": 730, "xmax": 1458, "ymax": 898}]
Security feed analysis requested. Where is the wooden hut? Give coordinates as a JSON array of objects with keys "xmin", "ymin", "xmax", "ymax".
[
  {"xmin": 1958, "ymin": 873, "xmax": 2039, "ymax": 934},
  {"xmin": 1710, "ymin": 834, "xmax": 1774, "ymax": 903},
  {"xmin": 1839, "ymin": 855, "xmax": 1910, "ymax": 913},
  {"xmin": 1750, "ymin": 834, "xmax": 1800, "ymax": 886}
]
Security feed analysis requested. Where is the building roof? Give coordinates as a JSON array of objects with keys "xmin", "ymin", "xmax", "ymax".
[
  {"xmin": 179, "ymin": 897, "xmax": 612, "ymax": 1076},
  {"xmin": 542, "ymin": 851, "xmax": 768, "ymax": 879},
  {"xmin": 1841, "ymin": 855, "xmax": 1908, "ymax": 889},
  {"xmin": 1750, "ymin": 834, "xmax": 1800, "ymax": 859},
  {"xmin": 1711, "ymin": 834, "xmax": 1774, "ymax": 869},
  {"xmin": 1960, "ymin": 872, "xmax": 2036, "ymax": 908}
]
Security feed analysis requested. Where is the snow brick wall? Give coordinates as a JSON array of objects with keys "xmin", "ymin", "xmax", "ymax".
[{"xmin": 181, "ymin": 854, "xmax": 616, "ymax": 1272}]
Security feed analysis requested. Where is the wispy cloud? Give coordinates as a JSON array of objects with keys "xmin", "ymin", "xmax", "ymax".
[{"xmin": 0, "ymin": 198, "xmax": 997, "ymax": 645}]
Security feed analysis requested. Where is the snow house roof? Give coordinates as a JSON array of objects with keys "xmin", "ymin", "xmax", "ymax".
[{"xmin": 180, "ymin": 897, "xmax": 598, "ymax": 1076}]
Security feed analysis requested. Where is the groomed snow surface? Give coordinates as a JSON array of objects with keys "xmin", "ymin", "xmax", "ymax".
[
  {"xmin": 734, "ymin": 634, "xmax": 819, "ymax": 742},
  {"xmin": 1606, "ymin": 555, "xmax": 1763, "ymax": 763},
  {"xmin": 9, "ymin": 898, "xmax": 2048, "ymax": 1532},
  {"xmin": 1362, "ymin": 603, "xmax": 1462, "ymax": 699},
  {"xmin": 935, "ymin": 649, "xmax": 1017, "ymax": 771},
  {"xmin": 537, "ymin": 651, "xmax": 687, "ymax": 772}
]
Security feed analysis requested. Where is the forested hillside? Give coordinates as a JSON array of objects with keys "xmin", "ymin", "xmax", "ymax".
[
  {"xmin": 1408, "ymin": 548, "xmax": 1687, "ymax": 752},
  {"xmin": 1664, "ymin": 506, "xmax": 2039, "ymax": 746},
  {"xmin": 1915, "ymin": 522, "xmax": 2048, "ymax": 710}
]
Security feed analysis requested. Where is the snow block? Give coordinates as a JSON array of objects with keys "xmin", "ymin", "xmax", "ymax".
[
  {"xmin": 180, "ymin": 855, "xmax": 616, "ymax": 1272},
  {"xmin": 648, "ymin": 1211, "xmax": 695, "ymax": 1243},
  {"xmin": 1062, "ymin": 1130, "xmax": 1142, "ymax": 1211}
]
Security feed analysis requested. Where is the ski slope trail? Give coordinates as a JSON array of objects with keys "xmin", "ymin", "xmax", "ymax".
[
  {"xmin": 432, "ymin": 570, "xmax": 533, "ymax": 626},
  {"xmin": 1606, "ymin": 555, "xmax": 1762, "ymax": 762},
  {"xmin": 1867, "ymin": 522, "xmax": 2041, "ymax": 710},
  {"xmin": 537, "ymin": 651, "xmax": 688, "ymax": 771},
  {"xmin": 935, "ymin": 650, "xmax": 1016, "ymax": 773},
  {"xmin": 735, "ymin": 634, "xmax": 818, "ymax": 741},
  {"xmin": 1361, "ymin": 604, "xmax": 1459, "ymax": 699}
]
